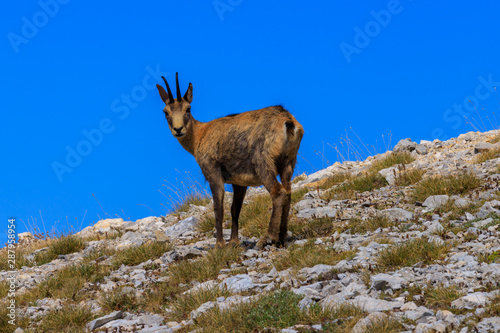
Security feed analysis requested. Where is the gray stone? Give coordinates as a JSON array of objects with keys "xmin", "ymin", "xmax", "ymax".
[
  {"xmin": 404, "ymin": 307, "xmax": 434, "ymax": 321},
  {"xmin": 474, "ymin": 142, "xmax": 494, "ymax": 154},
  {"xmin": 416, "ymin": 144, "xmax": 429, "ymax": 155},
  {"xmin": 476, "ymin": 202, "xmax": 500, "ymax": 219},
  {"xmin": 293, "ymin": 198, "xmax": 326, "ymax": 211},
  {"xmin": 473, "ymin": 217, "xmax": 494, "ymax": 228},
  {"xmin": 381, "ymin": 208, "xmax": 414, "ymax": 222},
  {"xmin": 351, "ymin": 312, "xmax": 387, "ymax": 333},
  {"xmin": 298, "ymin": 297, "xmax": 313, "ymax": 310},
  {"xmin": 87, "ymin": 311, "xmax": 123, "ymax": 331},
  {"xmin": 423, "ymin": 221, "xmax": 444, "ymax": 234},
  {"xmin": 455, "ymin": 198, "xmax": 472, "ymax": 208},
  {"xmin": 477, "ymin": 316, "xmax": 500, "ymax": 332},
  {"xmin": 370, "ymin": 273, "xmax": 405, "ymax": 291},
  {"xmin": 190, "ymin": 301, "xmax": 216, "ymax": 319},
  {"xmin": 351, "ymin": 295, "xmax": 403, "ymax": 313},
  {"xmin": 422, "ymin": 195, "xmax": 449, "ymax": 210},
  {"xmin": 379, "ymin": 166, "xmax": 398, "ymax": 186},
  {"xmin": 219, "ymin": 274, "xmax": 255, "ymax": 293},
  {"xmin": 393, "ymin": 138, "xmax": 418, "ymax": 153},
  {"xmin": 164, "ymin": 216, "xmax": 198, "ymax": 238},
  {"xmin": 297, "ymin": 264, "xmax": 333, "ymax": 280},
  {"xmin": 296, "ymin": 207, "xmax": 337, "ymax": 219},
  {"xmin": 451, "ymin": 292, "xmax": 489, "ymax": 309}
]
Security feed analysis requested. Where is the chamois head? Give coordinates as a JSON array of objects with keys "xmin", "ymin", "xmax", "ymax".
[{"xmin": 156, "ymin": 73, "xmax": 193, "ymax": 138}]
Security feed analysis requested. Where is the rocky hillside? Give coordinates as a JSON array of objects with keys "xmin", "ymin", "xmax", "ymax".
[{"xmin": 1, "ymin": 130, "xmax": 500, "ymax": 333}]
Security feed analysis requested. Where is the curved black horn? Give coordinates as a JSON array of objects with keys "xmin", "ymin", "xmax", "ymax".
[
  {"xmin": 161, "ymin": 76, "xmax": 174, "ymax": 103},
  {"xmin": 176, "ymin": 72, "xmax": 182, "ymax": 101}
]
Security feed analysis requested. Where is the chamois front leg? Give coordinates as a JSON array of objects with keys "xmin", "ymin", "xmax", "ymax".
[
  {"xmin": 229, "ymin": 185, "xmax": 247, "ymax": 246},
  {"xmin": 208, "ymin": 179, "xmax": 225, "ymax": 246}
]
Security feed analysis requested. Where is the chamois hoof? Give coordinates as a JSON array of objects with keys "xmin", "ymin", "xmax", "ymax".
[
  {"xmin": 227, "ymin": 238, "xmax": 241, "ymax": 247},
  {"xmin": 256, "ymin": 235, "xmax": 278, "ymax": 249}
]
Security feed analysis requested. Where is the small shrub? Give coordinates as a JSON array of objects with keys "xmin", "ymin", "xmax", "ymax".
[
  {"xmin": 114, "ymin": 241, "xmax": 172, "ymax": 266},
  {"xmin": 412, "ymin": 171, "xmax": 482, "ymax": 202},
  {"xmin": 273, "ymin": 239, "xmax": 355, "ymax": 271},
  {"xmin": 369, "ymin": 152, "xmax": 415, "ymax": 173},
  {"xmin": 38, "ymin": 304, "xmax": 95, "ymax": 333},
  {"xmin": 376, "ymin": 238, "xmax": 450, "ymax": 271}
]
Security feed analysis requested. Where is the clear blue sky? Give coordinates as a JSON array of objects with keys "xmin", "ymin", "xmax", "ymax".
[{"xmin": 1, "ymin": 1, "xmax": 499, "ymax": 245}]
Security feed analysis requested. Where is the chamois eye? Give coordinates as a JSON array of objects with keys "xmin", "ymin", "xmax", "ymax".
[{"xmin": 186, "ymin": 108, "xmax": 191, "ymax": 113}]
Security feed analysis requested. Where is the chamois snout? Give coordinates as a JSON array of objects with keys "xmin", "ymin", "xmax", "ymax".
[{"xmin": 173, "ymin": 126, "xmax": 184, "ymax": 137}]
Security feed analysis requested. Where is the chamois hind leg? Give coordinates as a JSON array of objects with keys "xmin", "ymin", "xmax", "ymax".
[
  {"xmin": 206, "ymin": 175, "xmax": 225, "ymax": 246},
  {"xmin": 229, "ymin": 185, "xmax": 247, "ymax": 246},
  {"xmin": 256, "ymin": 170, "xmax": 287, "ymax": 249},
  {"xmin": 278, "ymin": 164, "xmax": 294, "ymax": 245}
]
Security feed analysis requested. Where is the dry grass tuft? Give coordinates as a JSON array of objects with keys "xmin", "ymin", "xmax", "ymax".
[
  {"xmin": 488, "ymin": 133, "xmax": 500, "ymax": 144},
  {"xmin": 170, "ymin": 286, "xmax": 230, "ymax": 321},
  {"xmin": 376, "ymin": 238, "xmax": 450, "ymax": 271},
  {"xmin": 114, "ymin": 241, "xmax": 172, "ymax": 266},
  {"xmin": 289, "ymin": 217, "xmax": 337, "ymax": 239},
  {"xmin": 169, "ymin": 246, "xmax": 242, "ymax": 286},
  {"xmin": 34, "ymin": 234, "xmax": 86, "ymax": 266},
  {"xmin": 239, "ymin": 195, "xmax": 272, "ymax": 238},
  {"xmin": 322, "ymin": 173, "xmax": 387, "ymax": 200},
  {"xmin": 38, "ymin": 304, "xmax": 95, "ymax": 333},
  {"xmin": 485, "ymin": 292, "xmax": 500, "ymax": 316},
  {"xmin": 369, "ymin": 152, "xmax": 415, "ymax": 173},
  {"xmin": 174, "ymin": 193, "xmax": 211, "ymax": 213},
  {"xmin": 100, "ymin": 287, "xmax": 140, "ymax": 312},
  {"xmin": 317, "ymin": 172, "xmax": 352, "ymax": 190},
  {"xmin": 412, "ymin": 171, "xmax": 482, "ymax": 202},
  {"xmin": 273, "ymin": 239, "xmax": 355, "ymax": 271},
  {"xmin": 190, "ymin": 290, "xmax": 364, "ymax": 333},
  {"xmin": 349, "ymin": 215, "xmax": 394, "ymax": 234},
  {"xmin": 475, "ymin": 146, "xmax": 500, "ymax": 164},
  {"xmin": 394, "ymin": 168, "xmax": 425, "ymax": 186},
  {"xmin": 423, "ymin": 284, "xmax": 464, "ymax": 309},
  {"xmin": 363, "ymin": 315, "xmax": 405, "ymax": 333}
]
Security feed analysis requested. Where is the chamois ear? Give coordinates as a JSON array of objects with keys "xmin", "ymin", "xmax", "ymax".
[
  {"xmin": 184, "ymin": 83, "xmax": 193, "ymax": 103},
  {"xmin": 156, "ymin": 84, "xmax": 169, "ymax": 104}
]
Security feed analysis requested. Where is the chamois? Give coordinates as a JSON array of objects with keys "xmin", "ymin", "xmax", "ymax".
[{"xmin": 156, "ymin": 73, "xmax": 303, "ymax": 248}]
